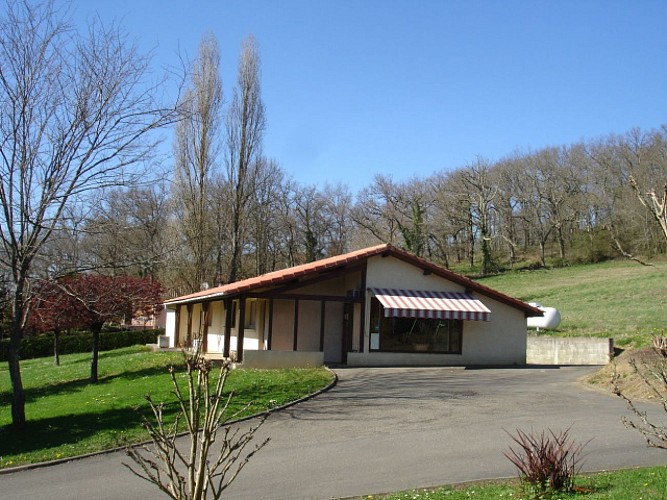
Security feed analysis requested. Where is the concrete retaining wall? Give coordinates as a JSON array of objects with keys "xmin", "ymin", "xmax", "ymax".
[{"xmin": 527, "ymin": 334, "xmax": 613, "ymax": 365}]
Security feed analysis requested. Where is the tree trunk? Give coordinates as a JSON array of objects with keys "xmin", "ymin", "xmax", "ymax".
[
  {"xmin": 557, "ymin": 226, "xmax": 566, "ymax": 261},
  {"xmin": 481, "ymin": 237, "xmax": 493, "ymax": 275},
  {"xmin": 90, "ymin": 324, "xmax": 103, "ymax": 383},
  {"xmin": 539, "ymin": 240, "xmax": 547, "ymax": 267},
  {"xmin": 8, "ymin": 332, "xmax": 26, "ymax": 429},
  {"xmin": 53, "ymin": 329, "xmax": 61, "ymax": 366},
  {"xmin": 9, "ymin": 287, "xmax": 26, "ymax": 429}
]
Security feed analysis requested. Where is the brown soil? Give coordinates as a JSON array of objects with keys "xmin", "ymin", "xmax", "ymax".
[{"xmin": 582, "ymin": 348, "xmax": 667, "ymax": 402}]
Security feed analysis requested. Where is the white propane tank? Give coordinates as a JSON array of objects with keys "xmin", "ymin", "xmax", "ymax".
[{"xmin": 527, "ymin": 302, "xmax": 561, "ymax": 330}]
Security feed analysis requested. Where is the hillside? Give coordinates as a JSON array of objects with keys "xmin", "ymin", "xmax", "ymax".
[
  {"xmin": 477, "ymin": 260, "xmax": 667, "ymax": 348},
  {"xmin": 477, "ymin": 260, "xmax": 667, "ymax": 401}
]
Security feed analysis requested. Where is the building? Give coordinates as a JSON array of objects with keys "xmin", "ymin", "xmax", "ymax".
[{"xmin": 162, "ymin": 244, "xmax": 542, "ymax": 367}]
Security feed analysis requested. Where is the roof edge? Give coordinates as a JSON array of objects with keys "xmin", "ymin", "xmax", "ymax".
[{"xmin": 163, "ymin": 243, "xmax": 542, "ymax": 316}]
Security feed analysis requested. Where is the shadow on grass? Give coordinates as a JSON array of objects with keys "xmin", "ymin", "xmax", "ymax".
[
  {"xmin": 0, "ymin": 403, "xmax": 181, "ymax": 458},
  {"xmin": 0, "ymin": 363, "xmax": 184, "ymax": 406},
  {"xmin": 54, "ymin": 348, "xmax": 144, "ymax": 366}
]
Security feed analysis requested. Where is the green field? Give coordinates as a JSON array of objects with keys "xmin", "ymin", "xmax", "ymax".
[
  {"xmin": 477, "ymin": 260, "xmax": 667, "ymax": 347},
  {"xmin": 0, "ymin": 346, "xmax": 333, "ymax": 468}
]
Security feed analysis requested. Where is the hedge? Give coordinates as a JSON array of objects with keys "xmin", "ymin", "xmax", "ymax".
[{"xmin": 0, "ymin": 329, "xmax": 164, "ymax": 362}]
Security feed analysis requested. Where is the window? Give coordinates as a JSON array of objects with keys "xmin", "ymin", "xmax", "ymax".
[
  {"xmin": 244, "ymin": 300, "xmax": 256, "ymax": 329},
  {"xmin": 370, "ymin": 298, "xmax": 462, "ymax": 354}
]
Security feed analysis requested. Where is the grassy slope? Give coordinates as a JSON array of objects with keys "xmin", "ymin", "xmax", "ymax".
[
  {"xmin": 477, "ymin": 260, "xmax": 667, "ymax": 347},
  {"xmin": 0, "ymin": 346, "xmax": 333, "ymax": 468}
]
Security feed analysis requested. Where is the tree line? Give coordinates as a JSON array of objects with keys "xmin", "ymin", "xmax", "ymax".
[
  {"xmin": 49, "ymin": 122, "xmax": 667, "ymax": 296},
  {"xmin": 37, "ymin": 32, "xmax": 667, "ymax": 294}
]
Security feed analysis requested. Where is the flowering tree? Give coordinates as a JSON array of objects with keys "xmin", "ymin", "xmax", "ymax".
[{"xmin": 27, "ymin": 275, "xmax": 163, "ymax": 382}]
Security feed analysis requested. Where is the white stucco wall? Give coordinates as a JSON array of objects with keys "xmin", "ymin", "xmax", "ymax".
[
  {"xmin": 164, "ymin": 309, "xmax": 176, "ymax": 348},
  {"xmin": 355, "ymin": 255, "xmax": 528, "ymax": 366},
  {"xmin": 164, "ymin": 300, "xmax": 264, "ymax": 353}
]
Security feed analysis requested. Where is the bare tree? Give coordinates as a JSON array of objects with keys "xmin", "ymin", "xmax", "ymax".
[
  {"xmin": 456, "ymin": 159, "xmax": 499, "ymax": 274},
  {"xmin": 352, "ymin": 175, "xmax": 404, "ymax": 247},
  {"xmin": 245, "ymin": 158, "xmax": 288, "ymax": 274},
  {"xmin": 173, "ymin": 32, "xmax": 223, "ymax": 292},
  {"xmin": 225, "ymin": 35, "xmax": 266, "ymax": 282},
  {"xmin": 320, "ymin": 183, "xmax": 353, "ymax": 256},
  {"xmin": 125, "ymin": 349, "xmax": 270, "ymax": 500},
  {"xmin": 627, "ymin": 128, "xmax": 667, "ymax": 245},
  {"xmin": 81, "ymin": 184, "xmax": 172, "ymax": 279},
  {"xmin": 494, "ymin": 156, "xmax": 526, "ymax": 268},
  {"xmin": 0, "ymin": 0, "xmax": 178, "ymax": 429},
  {"xmin": 430, "ymin": 170, "xmax": 472, "ymax": 268}
]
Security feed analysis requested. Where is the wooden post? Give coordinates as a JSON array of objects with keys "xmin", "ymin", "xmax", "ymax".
[
  {"xmin": 238, "ymin": 298, "xmax": 246, "ymax": 362},
  {"xmin": 359, "ymin": 264, "xmax": 367, "ymax": 353},
  {"xmin": 174, "ymin": 305, "xmax": 181, "ymax": 347},
  {"xmin": 267, "ymin": 298, "xmax": 274, "ymax": 350},
  {"xmin": 319, "ymin": 300, "xmax": 326, "ymax": 352},
  {"xmin": 293, "ymin": 300, "xmax": 299, "ymax": 351},
  {"xmin": 186, "ymin": 304, "xmax": 193, "ymax": 347},
  {"xmin": 201, "ymin": 302, "xmax": 210, "ymax": 352},
  {"xmin": 223, "ymin": 298, "xmax": 232, "ymax": 358}
]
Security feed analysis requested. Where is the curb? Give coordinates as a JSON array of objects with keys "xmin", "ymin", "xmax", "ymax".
[{"xmin": 0, "ymin": 367, "xmax": 339, "ymax": 475}]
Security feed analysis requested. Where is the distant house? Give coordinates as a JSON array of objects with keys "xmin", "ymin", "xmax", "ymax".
[{"xmin": 162, "ymin": 244, "xmax": 542, "ymax": 368}]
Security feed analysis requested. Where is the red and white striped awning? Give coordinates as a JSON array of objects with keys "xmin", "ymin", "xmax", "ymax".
[{"xmin": 370, "ymin": 288, "xmax": 491, "ymax": 321}]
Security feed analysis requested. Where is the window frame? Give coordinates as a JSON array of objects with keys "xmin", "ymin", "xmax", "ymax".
[
  {"xmin": 369, "ymin": 297, "xmax": 463, "ymax": 354},
  {"xmin": 244, "ymin": 300, "xmax": 257, "ymax": 330}
]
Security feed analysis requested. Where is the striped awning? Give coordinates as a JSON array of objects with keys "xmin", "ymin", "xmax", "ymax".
[{"xmin": 370, "ymin": 288, "xmax": 491, "ymax": 321}]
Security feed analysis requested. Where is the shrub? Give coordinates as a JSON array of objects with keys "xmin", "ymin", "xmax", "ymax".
[
  {"xmin": 0, "ymin": 329, "xmax": 163, "ymax": 362},
  {"xmin": 504, "ymin": 427, "xmax": 588, "ymax": 498}
]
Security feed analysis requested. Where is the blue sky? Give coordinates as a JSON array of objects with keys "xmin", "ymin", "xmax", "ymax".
[{"xmin": 68, "ymin": 0, "xmax": 666, "ymax": 191}]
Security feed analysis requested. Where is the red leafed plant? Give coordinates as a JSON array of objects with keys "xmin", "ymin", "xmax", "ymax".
[
  {"xmin": 28, "ymin": 274, "xmax": 163, "ymax": 381},
  {"xmin": 504, "ymin": 427, "xmax": 589, "ymax": 497}
]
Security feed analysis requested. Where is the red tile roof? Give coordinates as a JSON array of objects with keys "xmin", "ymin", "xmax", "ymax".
[{"xmin": 163, "ymin": 243, "xmax": 542, "ymax": 316}]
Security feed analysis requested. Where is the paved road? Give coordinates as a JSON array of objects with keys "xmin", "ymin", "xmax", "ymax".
[{"xmin": 2, "ymin": 366, "xmax": 666, "ymax": 499}]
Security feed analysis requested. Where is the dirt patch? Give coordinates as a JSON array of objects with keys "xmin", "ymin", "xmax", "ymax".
[{"xmin": 582, "ymin": 348, "xmax": 667, "ymax": 402}]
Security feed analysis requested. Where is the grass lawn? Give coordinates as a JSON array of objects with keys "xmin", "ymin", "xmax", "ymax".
[
  {"xmin": 373, "ymin": 466, "xmax": 667, "ymax": 499},
  {"xmin": 477, "ymin": 260, "xmax": 667, "ymax": 348},
  {"xmin": 0, "ymin": 345, "xmax": 333, "ymax": 469}
]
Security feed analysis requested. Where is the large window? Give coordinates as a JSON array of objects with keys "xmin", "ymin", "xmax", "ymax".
[{"xmin": 369, "ymin": 298, "xmax": 462, "ymax": 354}]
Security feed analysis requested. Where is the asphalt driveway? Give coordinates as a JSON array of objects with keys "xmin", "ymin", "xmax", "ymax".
[{"xmin": 2, "ymin": 366, "xmax": 666, "ymax": 499}]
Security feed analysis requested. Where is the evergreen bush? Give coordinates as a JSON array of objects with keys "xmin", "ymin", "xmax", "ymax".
[{"xmin": 0, "ymin": 329, "xmax": 163, "ymax": 362}]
